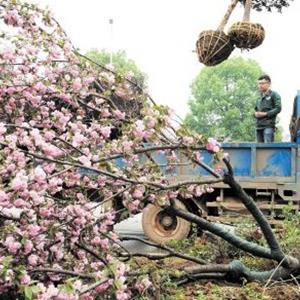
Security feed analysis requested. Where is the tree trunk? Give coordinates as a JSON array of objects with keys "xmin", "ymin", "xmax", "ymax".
[
  {"xmin": 217, "ymin": 0, "xmax": 239, "ymax": 31},
  {"xmin": 243, "ymin": 0, "xmax": 252, "ymax": 22}
]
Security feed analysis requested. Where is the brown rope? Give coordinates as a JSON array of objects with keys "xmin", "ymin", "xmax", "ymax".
[{"xmin": 196, "ymin": 0, "xmax": 239, "ymax": 66}]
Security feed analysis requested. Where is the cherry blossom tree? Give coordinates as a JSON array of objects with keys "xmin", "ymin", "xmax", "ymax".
[
  {"xmin": 239, "ymin": 0, "xmax": 293, "ymax": 12},
  {"xmin": 0, "ymin": 1, "xmax": 222, "ymax": 298}
]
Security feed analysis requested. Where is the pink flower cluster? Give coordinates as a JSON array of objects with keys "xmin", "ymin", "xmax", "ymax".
[
  {"xmin": 0, "ymin": 1, "xmax": 216, "ymax": 298},
  {"xmin": 206, "ymin": 137, "xmax": 221, "ymax": 152},
  {"xmin": 3, "ymin": 9, "xmax": 23, "ymax": 26}
]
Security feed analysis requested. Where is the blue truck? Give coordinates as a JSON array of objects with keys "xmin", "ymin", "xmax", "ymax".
[{"xmin": 142, "ymin": 91, "xmax": 300, "ymax": 243}]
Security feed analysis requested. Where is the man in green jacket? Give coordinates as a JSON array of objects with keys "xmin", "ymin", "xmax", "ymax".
[{"xmin": 255, "ymin": 74, "xmax": 281, "ymax": 143}]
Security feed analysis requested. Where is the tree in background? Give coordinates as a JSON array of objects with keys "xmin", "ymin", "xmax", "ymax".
[
  {"xmin": 185, "ymin": 57, "xmax": 267, "ymax": 142},
  {"xmin": 86, "ymin": 49, "xmax": 147, "ymax": 88},
  {"xmin": 239, "ymin": 0, "xmax": 294, "ymax": 12},
  {"xmin": 275, "ymin": 124, "xmax": 284, "ymax": 142}
]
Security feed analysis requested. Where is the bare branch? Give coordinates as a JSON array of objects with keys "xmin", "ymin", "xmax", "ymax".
[
  {"xmin": 29, "ymin": 268, "xmax": 94, "ymax": 279},
  {"xmin": 75, "ymin": 242, "xmax": 107, "ymax": 265},
  {"xmin": 120, "ymin": 236, "xmax": 206, "ymax": 265},
  {"xmin": 168, "ymin": 202, "xmax": 273, "ymax": 260},
  {"xmin": 80, "ymin": 279, "xmax": 109, "ymax": 296},
  {"xmin": 222, "ymin": 159, "xmax": 291, "ymax": 266}
]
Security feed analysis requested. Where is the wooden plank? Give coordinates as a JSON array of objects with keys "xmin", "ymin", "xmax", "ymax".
[
  {"xmin": 206, "ymin": 215, "xmax": 283, "ymax": 225},
  {"xmin": 206, "ymin": 201, "xmax": 299, "ymax": 210}
]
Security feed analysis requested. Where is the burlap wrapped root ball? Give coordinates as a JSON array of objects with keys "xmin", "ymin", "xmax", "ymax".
[
  {"xmin": 228, "ymin": 21, "xmax": 265, "ymax": 49},
  {"xmin": 196, "ymin": 30, "xmax": 234, "ymax": 66}
]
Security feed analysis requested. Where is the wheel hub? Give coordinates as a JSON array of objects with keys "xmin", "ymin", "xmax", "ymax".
[
  {"xmin": 156, "ymin": 211, "xmax": 177, "ymax": 232},
  {"xmin": 161, "ymin": 215, "xmax": 173, "ymax": 227},
  {"xmin": 142, "ymin": 200, "xmax": 191, "ymax": 243}
]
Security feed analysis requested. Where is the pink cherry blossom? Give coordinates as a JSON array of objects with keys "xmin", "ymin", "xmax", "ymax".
[
  {"xmin": 101, "ymin": 108, "xmax": 111, "ymax": 118},
  {"xmin": 122, "ymin": 140, "xmax": 133, "ymax": 152},
  {"xmin": 40, "ymin": 284, "xmax": 59, "ymax": 299},
  {"xmin": 5, "ymin": 237, "xmax": 21, "ymax": 254},
  {"xmin": 1, "ymin": 46, "xmax": 16, "ymax": 60},
  {"xmin": 127, "ymin": 200, "xmax": 140, "ymax": 212},
  {"xmin": 113, "ymin": 110, "xmax": 126, "ymax": 120},
  {"xmin": 14, "ymin": 198, "xmax": 26, "ymax": 208},
  {"xmin": 182, "ymin": 136, "xmax": 194, "ymax": 146},
  {"xmin": 43, "ymin": 163, "xmax": 56, "ymax": 173},
  {"xmin": 206, "ymin": 137, "xmax": 220, "ymax": 153},
  {"xmin": 20, "ymin": 274, "xmax": 31, "ymax": 285},
  {"xmin": 42, "ymin": 144, "xmax": 63, "ymax": 157},
  {"xmin": 27, "ymin": 224, "xmax": 41, "ymax": 237},
  {"xmin": 72, "ymin": 77, "xmax": 82, "ymax": 92},
  {"xmin": 3, "ymin": 9, "xmax": 22, "ymax": 26},
  {"xmin": 24, "ymin": 240, "xmax": 33, "ymax": 255},
  {"xmin": 100, "ymin": 126, "xmax": 111, "ymax": 139},
  {"xmin": 28, "ymin": 254, "xmax": 39, "ymax": 266},
  {"xmin": 116, "ymin": 287, "xmax": 129, "ymax": 300},
  {"xmin": 78, "ymin": 155, "xmax": 91, "ymax": 167},
  {"xmin": 0, "ymin": 123, "xmax": 7, "ymax": 136},
  {"xmin": 72, "ymin": 132, "xmax": 87, "ymax": 147},
  {"xmin": 135, "ymin": 276, "xmax": 152, "ymax": 294},
  {"xmin": 33, "ymin": 166, "xmax": 47, "ymax": 184},
  {"xmin": 132, "ymin": 188, "xmax": 144, "ymax": 199},
  {"xmin": 147, "ymin": 194, "xmax": 156, "ymax": 203},
  {"xmin": 34, "ymin": 82, "xmax": 47, "ymax": 94},
  {"xmin": 11, "ymin": 171, "xmax": 28, "ymax": 191},
  {"xmin": 0, "ymin": 191, "xmax": 9, "ymax": 202},
  {"xmin": 95, "ymin": 280, "xmax": 111, "ymax": 293}
]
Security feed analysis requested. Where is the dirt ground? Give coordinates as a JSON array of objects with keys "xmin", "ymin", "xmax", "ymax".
[{"xmin": 182, "ymin": 281, "xmax": 300, "ymax": 300}]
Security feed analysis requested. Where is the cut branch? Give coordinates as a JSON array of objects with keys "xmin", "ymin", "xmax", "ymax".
[
  {"xmin": 222, "ymin": 159, "xmax": 293, "ymax": 266},
  {"xmin": 120, "ymin": 236, "xmax": 206, "ymax": 265},
  {"xmin": 168, "ymin": 202, "xmax": 273, "ymax": 260}
]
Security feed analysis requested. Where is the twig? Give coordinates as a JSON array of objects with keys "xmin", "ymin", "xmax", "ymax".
[
  {"xmin": 119, "ymin": 252, "xmax": 173, "ymax": 260},
  {"xmin": 177, "ymin": 272, "xmax": 226, "ymax": 285},
  {"xmin": 46, "ymin": 166, "xmax": 74, "ymax": 180},
  {"xmin": 263, "ymin": 257, "xmax": 285, "ymax": 292},
  {"xmin": 120, "ymin": 236, "xmax": 206, "ymax": 265},
  {"xmin": 80, "ymin": 279, "xmax": 109, "ymax": 295},
  {"xmin": 8, "ymin": 143, "xmax": 223, "ymax": 191},
  {"xmin": 184, "ymin": 264, "xmax": 230, "ymax": 275},
  {"xmin": 75, "ymin": 242, "xmax": 107, "ymax": 265},
  {"xmin": 268, "ymin": 275, "xmax": 300, "ymax": 287},
  {"xmin": 291, "ymin": 274, "xmax": 300, "ymax": 292},
  {"xmin": 94, "ymin": 144, "xmax": 207, "ymax": 163},
  {"xmin": 29, "ymin": 268, "xmax": 94, "ymax": 279},
  {"xmin": 87, "ymin": 186, "xmax": 131, "ymax": 212},
  {"xmin": 55, "ymin": 136, "xmax": 86, "ymax": 156}
]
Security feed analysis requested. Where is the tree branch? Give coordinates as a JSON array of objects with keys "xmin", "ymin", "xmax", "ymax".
[
  {"xmin": 80, "ymin": 279, "xmax": 110, "ymax": 295},
  {"xmin": 120, "ymin": 236, "xmax": 206, "ymax": 265},
  {"xmin": 29, "ymin": 268, "xmax": 94, "ymax": 279},
  {"xmin": 222, "ymin": 158, "xmax": 294, "ymax": 267},
  {"xmin": 75, "ymin": 242, "xmax": 107, "ymax": 265},
  {"xmin": 168, "ymin": 202, "xmax": 273, "ymax": 260}
]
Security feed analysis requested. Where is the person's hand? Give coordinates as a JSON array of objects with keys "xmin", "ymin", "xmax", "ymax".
[{"xmin": 255, "ymin": 111, "xmax": 267, "ymax": 118}]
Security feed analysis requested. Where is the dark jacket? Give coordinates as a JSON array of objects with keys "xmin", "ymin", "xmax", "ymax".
[{"xmin": 255, "ymin": 90, "xmax": 281, "ymax": 129}]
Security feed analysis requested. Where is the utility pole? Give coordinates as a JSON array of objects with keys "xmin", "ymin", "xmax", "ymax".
[{"xmin": 109, "ymin": 18, "xmax": 114, "ymax": 67}]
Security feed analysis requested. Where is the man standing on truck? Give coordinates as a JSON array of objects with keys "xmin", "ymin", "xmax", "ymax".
[{"xmin": 255, "ymin": 74, "xmax": 281, "ymax": 142}]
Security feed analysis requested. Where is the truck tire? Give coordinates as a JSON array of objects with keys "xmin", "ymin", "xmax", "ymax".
[{"xmin": 142, "ymin": 199, "xmax": 191, "ymax": 244}]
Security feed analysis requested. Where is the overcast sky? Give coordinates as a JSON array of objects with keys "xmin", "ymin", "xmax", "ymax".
[{"xmin": 34, "ymin": 0, "xmax": 300, "ymax": 139}]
